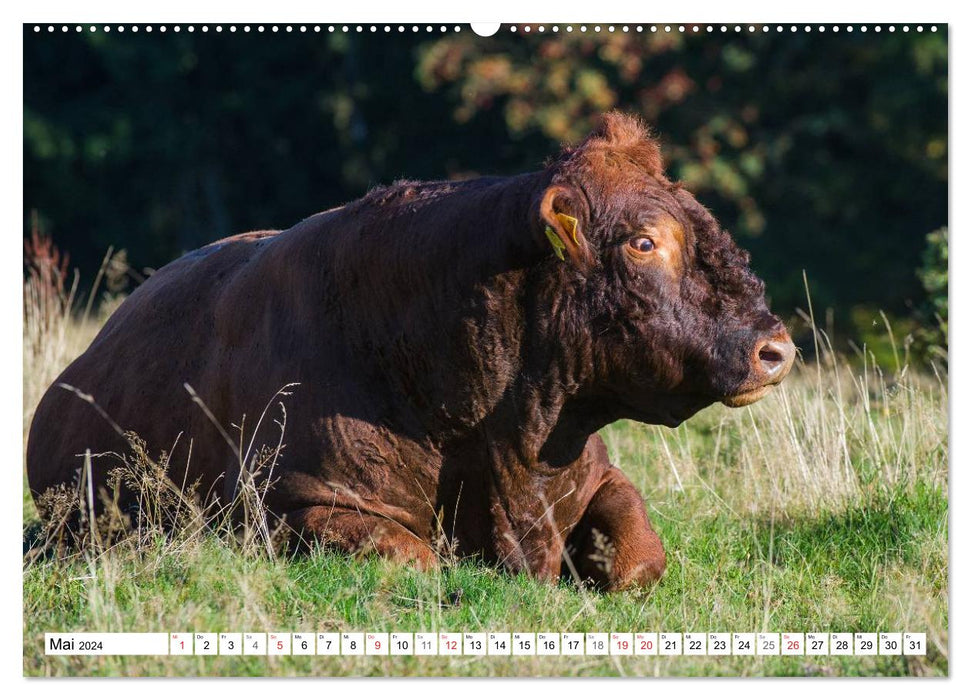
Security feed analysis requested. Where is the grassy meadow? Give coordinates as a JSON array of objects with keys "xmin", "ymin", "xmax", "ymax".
[{"xmin": 22, "ymin": 253, "xmax": 948, "ymax": 677}]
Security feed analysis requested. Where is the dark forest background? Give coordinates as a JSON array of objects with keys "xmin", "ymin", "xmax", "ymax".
[{"xmin": 23, "ymin": 25, "xmax": 948, "ymax": 366}]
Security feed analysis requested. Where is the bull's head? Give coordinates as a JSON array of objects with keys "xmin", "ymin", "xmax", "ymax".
[{"xmin": 535, "ymin": 112, "xmax": 795, "ymax": 426}]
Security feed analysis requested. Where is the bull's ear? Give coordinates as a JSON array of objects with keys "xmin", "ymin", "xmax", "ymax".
[{"xmin": 539, "ymin": 185, "xmax": 595, "ymax": 272}]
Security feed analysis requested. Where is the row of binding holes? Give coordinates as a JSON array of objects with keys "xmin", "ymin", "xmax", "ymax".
[
  {"xmin": 32, "ymin": 25, "xmax": 942, "ymax": 34},
  {"xmin": 511, "ymin": 25, "xmax": 938, "ymax": 33},
  {"xmin": 33, "ymin": 25, "xmax": 464, "ymax": 33}
]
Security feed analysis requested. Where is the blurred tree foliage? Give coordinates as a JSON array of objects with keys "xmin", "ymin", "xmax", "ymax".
[
  {"xmin": 914, "ymin": 227, "xmax": 948, "ymax": 364},
  {"xmin": 24, "ymin": 26, "xmax": 946, "ymax": 362}
]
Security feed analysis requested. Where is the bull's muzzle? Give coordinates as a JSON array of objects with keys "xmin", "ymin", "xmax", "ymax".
[{"xmin": 722, "ymin": 330, "xmax": 796, "ymax": 408}]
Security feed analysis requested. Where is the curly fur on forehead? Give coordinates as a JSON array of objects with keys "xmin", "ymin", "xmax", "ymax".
[{"xmin": 551, "ymin": 111, "xmax": 666, "ymax": 184}]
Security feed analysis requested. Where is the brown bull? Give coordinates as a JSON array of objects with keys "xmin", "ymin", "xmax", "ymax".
[{"xmin": 27, "ymin": 113, "xmax": 794, "ymax": 590}]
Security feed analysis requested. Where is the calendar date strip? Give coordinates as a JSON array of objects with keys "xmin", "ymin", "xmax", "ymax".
[{"xmin": 44, "ymin": 631, "xmax": 927, "ymax": 657}]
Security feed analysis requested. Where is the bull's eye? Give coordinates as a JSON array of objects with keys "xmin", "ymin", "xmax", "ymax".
[{"xmin": 628, "ymin": 236, "xmax": 656, "ymax": 254}]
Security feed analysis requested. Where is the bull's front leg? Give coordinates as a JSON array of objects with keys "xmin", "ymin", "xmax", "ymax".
[
  {"xmin": 564, "ymin": 466, "xmax": 666, "ymax": 591},
  {"xmin": 484, "ymin": 456, "xmax": 567, "ymax": 582},
  {"xmin": 488, "ymin": 496, "xmax": 565, "ymax": 583}
]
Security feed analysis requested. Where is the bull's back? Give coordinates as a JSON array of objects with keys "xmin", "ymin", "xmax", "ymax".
[{"xmin": 26, "ymin": 229, "xmax": 288, "ymax": 506}]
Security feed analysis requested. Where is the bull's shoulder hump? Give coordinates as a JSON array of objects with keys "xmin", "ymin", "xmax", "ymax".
[{"xmin": 350, "ymin": 175, "xmax": 523, "ymax": 211}]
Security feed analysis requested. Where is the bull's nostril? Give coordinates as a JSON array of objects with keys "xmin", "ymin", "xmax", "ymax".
[
  {"xmin": 755, "ymin": 337, "xmax": 795, "ymax": 382},
  {"xmin": 759, "ymin": 347, "xmax": 784, "ymax": 365}
]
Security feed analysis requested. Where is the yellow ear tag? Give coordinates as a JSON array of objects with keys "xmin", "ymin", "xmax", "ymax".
[
  {"xmin": 544, "ymin": 214, "xmax": 579, "ymax": 261},
  {"xmin": 555, "ymin": 213, "xmax": 580, "ymax": 246},
  {"xmin": 544, "ymin": 225, "xmax": 566, "ymax": 261}
]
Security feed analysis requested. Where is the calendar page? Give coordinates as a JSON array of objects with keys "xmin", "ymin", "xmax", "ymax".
[{"xmin": 21, "ymin": 12, "xmax": 948, "ymax": 679}]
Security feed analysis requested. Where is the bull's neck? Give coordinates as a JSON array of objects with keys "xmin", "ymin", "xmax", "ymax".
[
  {"xmin": 502, "ymin": 285, "xmax": 621, "ymax": 469},
  {"xmin": 458, "ymin": 238, "xmax": 619, "ymax": 469}
]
